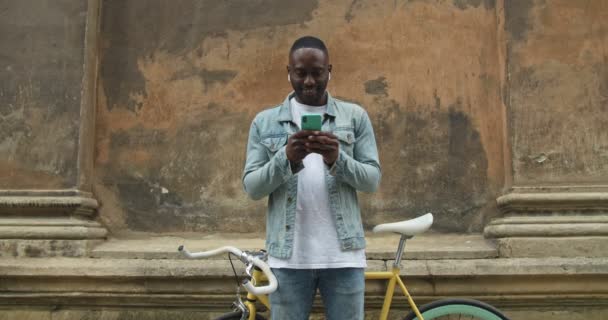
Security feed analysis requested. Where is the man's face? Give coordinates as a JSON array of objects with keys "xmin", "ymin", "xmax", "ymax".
[{"xmin": 288, "ymin": 48, "xmax": 332, "ymax": 106}]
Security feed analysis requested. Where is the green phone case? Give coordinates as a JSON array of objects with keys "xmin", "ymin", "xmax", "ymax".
[{"xmin": 301, "ymin": 114, "xmax": 322, "ymax": 131}]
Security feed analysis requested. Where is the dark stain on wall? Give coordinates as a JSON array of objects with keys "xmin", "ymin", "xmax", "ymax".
[
  {"xmin": 106, "ymin": 110, "xmax": 262, "ymax": 232},
  {"xmin": 371, "ymin": 98, "xmax": 489, "ymax": 232},
  {"xmin": 364, "ymin": 77, "xmax": 389, "ymax": 96},
  {"xmin": 345, "ymin": 0, "xmax": 363, "ymax": 22},
  {"xmin": 505, "ymin": 0, "xmax": 536, "ymax": 42},
  {"xmin": 200, "ymin": 69, "xmax": 238, "ymax": 92},
  {"xmin": 199, "ymin": 69, "xmax": 238, "ymax": 84},
  {"xmin": 511, "ymin": 66, "xmax": 535, "ymax": 92},
  {"xmin": 0, "ymin": 116, "xmax": 28, "ymax": 143},
  {"xmin": 119, "ymin": 177, "xmax": 188, "ymax": 232},
  {"xmin": 453, "ymin": 0, "xmax": 496, "ymax": 10},
  {"xmin": 172, "ymin": 68, "xmax": 238, "ymax": 89},
  {"xmin": 108, "ymin": 126, "xmax": 184, "ymax": 231},
  {"xmin": 110, "ymin": 127, "xmax": 168, "ymax": 148},
  {"xmin": 24, "ymin": 245, "xmax": 42, "ymax": 258},
  {"xmin": 100, "ymin": 0, "xmax": 318, "ymax": 111},
  {"xmin": 0, "ymin": 103, "xmax": 13, "ymax": 117}
]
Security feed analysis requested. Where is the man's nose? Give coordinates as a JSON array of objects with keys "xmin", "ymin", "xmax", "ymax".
[{"xmin": 304, "ymin": 75, "xmax": 315, "ymax": 86}]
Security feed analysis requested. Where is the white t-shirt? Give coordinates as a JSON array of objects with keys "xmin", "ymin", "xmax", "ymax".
[{"xmin": 268, "ymin": 98, "xmax": 366, "ymax": 269}]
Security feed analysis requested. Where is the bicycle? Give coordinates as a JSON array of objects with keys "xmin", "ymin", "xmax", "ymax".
[{"xmin": 179, "ymin": 213, "xmax": 510, "ymax": 320}]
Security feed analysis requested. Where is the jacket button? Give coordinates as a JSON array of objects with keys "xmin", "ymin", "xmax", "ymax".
[
  {"xmin": 286, "ymin": 225, "xmax": 291, "ymax": 231},
  {"xmin": 287, "ymin": 197, "xmax": 293, "ymax": 203}
]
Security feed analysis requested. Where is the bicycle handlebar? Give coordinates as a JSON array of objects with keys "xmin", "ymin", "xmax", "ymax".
[{"xmin": 178, "ymin": 245, "xmax": 278, "ymax": 295}]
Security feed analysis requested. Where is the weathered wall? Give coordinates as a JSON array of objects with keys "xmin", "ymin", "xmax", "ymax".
[
  {"xmin": 95, "ymin": 0, "xmax": 505, "ymax": 235},
  {"xmin": 506, "ymin": 0, "xmax": 608, "ymax": 185},
  {"xmin": 0, "ymin": 0, "xmax": 88, "ymax": 189}
]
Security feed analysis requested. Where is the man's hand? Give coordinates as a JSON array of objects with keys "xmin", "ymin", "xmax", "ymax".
[
  {"xmin": 286, "ymin": 130, "xmax": 314, "ymax": 169},
  {"xmin": 305, "ymin": 131, "xmax": 340, "ymax": 166}
]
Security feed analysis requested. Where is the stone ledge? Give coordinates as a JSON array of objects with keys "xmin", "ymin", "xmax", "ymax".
[
  {"xmin": 0, "ymin": 239, "xmax": 104, "ymax": 258},
  {"xmin": 0, "ymin": 190, "xmax": 98, "ymax": 217},
  {"xmin": 1, "ymin": 256, "xmax": 605, "ymax": 278},
  {"xmin": 496, "ymin": 192, "xmax": 608, "ymax": 212},
  {"xmin": 485, "ymin": 222, "xmax": 608, "ymax": 237},
  {"xmin": 90, "ymin": 233, "xmax": 498, "ymax": 260},
  {"xmin": 1, "ymin": 256, "xmax": 607, "ymax": 320},
  {"xmin": 0, "ymin": 256, "xmax": 606, "ymax": 315},
  {"xmin": 494, "ymin": 237, "xmax": 608, "ymax": 258},
  {"xmin": 487, "ymin": 190, "xmax": 608, "ymax": 259},
  {"xmin": 0, "ymin": 226, "xmax": 108, "ymax": 239}
]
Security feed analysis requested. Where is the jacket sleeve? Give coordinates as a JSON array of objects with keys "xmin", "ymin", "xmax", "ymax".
[
  {"xmin": 242, "ymin": 119, "xmax": 294, "ymax": 200},
  {"xmin": 330, "ymin": 111, "xmax": 381, "ymax": 192}
]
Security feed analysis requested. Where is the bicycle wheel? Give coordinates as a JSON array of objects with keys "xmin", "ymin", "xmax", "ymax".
[
  {"xmin": 214, "ymin": 311, "xmax": 267, "ymax": 320},
  {"xmin": 403, "ymin": 298, "xmax": 509, "ymax": 320}
]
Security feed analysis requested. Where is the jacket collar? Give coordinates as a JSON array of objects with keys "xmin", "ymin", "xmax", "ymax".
[{"xmin": 277, "ymin": 91, "xmax": 337, "ymax": 122}]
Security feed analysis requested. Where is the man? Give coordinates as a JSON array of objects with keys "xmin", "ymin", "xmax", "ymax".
[{"xmin": 242, "ymin": 36, "xmax": 381, "ymax": 320}]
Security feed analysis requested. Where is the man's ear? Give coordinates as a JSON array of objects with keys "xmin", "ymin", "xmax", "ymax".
[{"xmin": 328, "ymin": 64, "xmax": 333, "ymax": 73}]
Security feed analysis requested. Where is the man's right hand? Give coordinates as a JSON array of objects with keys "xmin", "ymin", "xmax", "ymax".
[{"xmin": 286, "ymin": 130, "xmax": 313, "ymax": 168}]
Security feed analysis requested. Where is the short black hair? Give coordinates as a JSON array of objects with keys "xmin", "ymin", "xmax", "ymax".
[{"xmin": 290, "ymin": 36, "xmax": 328, "ymax": 56}]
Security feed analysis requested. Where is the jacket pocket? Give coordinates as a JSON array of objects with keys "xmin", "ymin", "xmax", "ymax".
[
  {"xmin": 334, "ymin": 129, "xmax": 356, "ymax": 156},
  {"xmin": 260, "ymin": 135, "xmax": 287, "ymax": 154}
]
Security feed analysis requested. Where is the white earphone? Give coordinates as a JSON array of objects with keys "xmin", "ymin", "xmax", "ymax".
[{"xmin": 328, "ymin": 72, "xmax": 331, "ymax": 81}]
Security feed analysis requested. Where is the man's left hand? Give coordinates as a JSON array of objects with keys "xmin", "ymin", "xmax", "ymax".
[{"xmin": 305, "ymin": 131, "xmax": 339, "ymax": 166}]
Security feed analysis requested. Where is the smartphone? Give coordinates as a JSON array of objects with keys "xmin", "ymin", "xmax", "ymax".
[{"xmin": 301, "ymin": 114, "xmax": 322, "ymax": 131}]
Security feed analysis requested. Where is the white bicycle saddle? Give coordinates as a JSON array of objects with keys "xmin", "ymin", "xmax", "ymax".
[{"xmin": 372, "ymin": 213, "xmax": 434, "ymax": 237}]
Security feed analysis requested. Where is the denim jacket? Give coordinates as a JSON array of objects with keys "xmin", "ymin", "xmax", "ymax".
[{"xmin": 242, "ymin": 92, "xmax": 381, "ymax": 259}]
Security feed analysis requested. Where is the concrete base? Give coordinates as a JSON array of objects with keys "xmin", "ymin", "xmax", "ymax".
[
  {"xmin": 0, "ymin": 217, "xmax": 107, "ymax": 257},
  {"xmin": 485, "ymin": 191, "xmax": 608, "ymax": 258},
  {"xmin": 0, "ymin": 238, "xmax": 105, "ymax": 258},
  {"xmin": 0, "ymin": 234, "xmax": 607, "ymax": 320},
  {"xmin": 0, "ymin": 191, "xmax": 108, "ymax": 257},
  {"xmin": 494, "ymin": 236, "xmax": 608, "ymax": 258}
]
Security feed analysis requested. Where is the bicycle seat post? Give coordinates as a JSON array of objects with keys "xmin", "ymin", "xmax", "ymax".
[{"xmin": 393, "ymin": 235, "xmax": 412, "ymax": 269}]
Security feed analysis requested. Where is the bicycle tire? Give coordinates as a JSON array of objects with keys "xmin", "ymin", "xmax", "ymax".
[
  {"xmin": 402, "ymin": 298, "xmax": 510, "ymax": 320},
  {"xmin": 214, "ymin": 311, "xmax": 267, "ymax": 320}
]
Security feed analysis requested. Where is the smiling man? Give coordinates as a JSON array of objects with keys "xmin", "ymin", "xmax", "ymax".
[{"xmin": 242, "ymin": 36, "xmax": 381, "ymax": 320}]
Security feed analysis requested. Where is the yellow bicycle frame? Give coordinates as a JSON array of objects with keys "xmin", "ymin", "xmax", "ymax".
[
  {"xmin": 244, "ymin": 268, "xmax": 271, "ymax": 320},
  {"xmin": 365, "ymin": 267, "xmax": 424, "ymax": 320},
  {"xmin": 244, "ymin": 266, "xmax": 424, "ymax": 320}
]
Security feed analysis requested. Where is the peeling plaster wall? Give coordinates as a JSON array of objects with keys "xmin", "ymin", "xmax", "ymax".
[
  {"xmin": 0, "ymin": 0, "xmax": 87, "ymax": 189},
  {"xmin": 95, "ymin": 0, "xmax": 505, "ymax": 234},
  {"xmin": 506, "ymin": 0, "xmax": 608, "ymax": 185}
]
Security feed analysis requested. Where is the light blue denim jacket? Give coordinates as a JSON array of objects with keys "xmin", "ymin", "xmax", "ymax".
[{"xmin": 242, "ymin": 92, "xmax": 381, "ymax": 259}]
